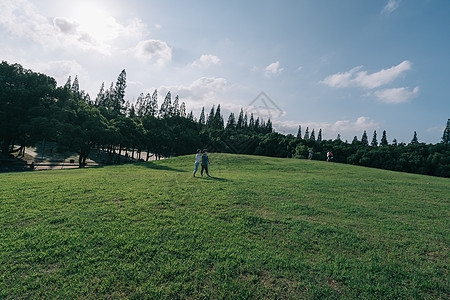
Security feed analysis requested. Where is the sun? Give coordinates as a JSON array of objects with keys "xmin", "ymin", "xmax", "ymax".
[{"xmin": 70, "ymin": 2, "xmax": 121, "ymax": 43}]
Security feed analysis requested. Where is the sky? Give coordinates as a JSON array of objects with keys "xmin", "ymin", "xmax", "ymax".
[{"xmin": 1, "ymin": 0, "xmax": 449, "ymax": 143}]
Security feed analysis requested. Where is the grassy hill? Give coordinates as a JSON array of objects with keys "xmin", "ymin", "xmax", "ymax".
[{"xmin": 0, "ymin": 154, "xmax": 448, "ymax": 299}]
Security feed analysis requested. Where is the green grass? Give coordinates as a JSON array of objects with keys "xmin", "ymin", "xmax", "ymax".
[{"xmin": 1, "ymin": 154, "xmax": 449, "ymax": 299}]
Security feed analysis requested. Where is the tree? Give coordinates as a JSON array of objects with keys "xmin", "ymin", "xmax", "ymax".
[
  {"xmin": 207, "ymin": 106, "xmax": 215, "ymax": 127},
  {"xmin": 296, "ymin": 125, "xmax": 302, "ymax": 139},
  {"xmin": 380, "ymin": 130, "xmax": 388, "ymax": 146},
  {"xmin": 304, "ymin": 127, "xmax": 309, "ymax": 140},
  {"xmin": 213, "ymin": 104, "xmax": 224, "ymax": 130},
  {"xmin": 226, "ymin": 112, "xmax": 236, "ymax": 129},
  {"xmin": 179, "ymin": 102, "xmax": 186, "ymax": 118},
  {"xmin": 173, "ymin": 95, "xmax": 180, "ymax": 116},
  {"xmin": 442, "ymin": 119, "xmax": 450, "ymax": 144},
  {"xmin": 237, "ymin": 108, "xmax": 244, "ymax": 128},
  {"xmin": 361, "ymin": 130, "xmax": 368, "ymax": 146},
  {"xmin": 411, "ymin": 131, "xmax": 419, "ymax": 144},
  {"xmin": 149, "ymin": 90, "xmax": 158, "ymax": 117},
  {"xmin": 310, "ymin": 129, "xmax": 315, "ymax": 141},
  {"xmin": 113, "ymin": 69, "xmax": 127, "ymax": 114},
  {"xmin": 198, "ymin": 107, "xmax": 206, "ymax": 125},
  {"xmin": 160, "ymin": 91, "xmax": 172, "ymax": 118},
  {"xmin": 317, "ymin": 129, "xmax": 322, "ymax": 142},
  {"xmin": 0, "ymin": 61, "xmax": 57, "ymax": 155},
  {"xmin": 371, "ymin": 130, "xmax": 378, "ymax": 147}
]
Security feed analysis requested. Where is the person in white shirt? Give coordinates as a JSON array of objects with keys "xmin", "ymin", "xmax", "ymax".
[{"xmin": 193, "ymin": 149, "xmax": 201, "ymax": 177}]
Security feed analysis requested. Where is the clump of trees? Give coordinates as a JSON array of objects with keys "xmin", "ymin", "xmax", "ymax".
[{"xmin": 1, "ymin": 61, "xmax": 449, "ymax": 177}]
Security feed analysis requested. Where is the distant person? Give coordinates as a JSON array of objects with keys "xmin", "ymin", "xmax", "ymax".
[
  {"xmin": 193, "ymin": 149, "xmax": 201, "ymax": 177},
  {"xmin": 201, "ymin": 149, "xmax": 211, "ymax": 177},
  {"xmin": 327, "ymin": 151, "xmax": 333, "ymax": 162},
  {"xmin": 308, "ymin": 149, "xmax": 313, "ymax": 160}
]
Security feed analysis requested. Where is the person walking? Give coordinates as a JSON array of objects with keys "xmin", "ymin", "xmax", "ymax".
[
  {"xmin": 201, "ymin": 149, "xmax": 211, "ymax": 177},
  {"xmin": 327, "ymin": 151, "xmax": 333, "ymax": 162},
  {"xmin": 308, "ymin": 149, "xmax": 313, "ymax": 160},
  {"xmin": 193, "ymin": 149, "xmax": 201, "ymax": 177}
]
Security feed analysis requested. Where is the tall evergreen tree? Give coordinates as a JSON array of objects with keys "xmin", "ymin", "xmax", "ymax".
[
  {"xmin": 266, "ymin": 118, "xmax": 273, "ymax": 133},
  {"xmin": 304, "ymin": 127, "xmax": 309, "ymax": 140},
  {"xmin": 310, "ymin": 129, "xmax": 315, "ymax": 141},
  {"xmin": 213, "ymin": 104, "xmax": 224, "ymax": 129},
  {"xmin": 380, "ymin": 130, "xmax": 388, "ymax": 146},
  {"xmin": 442, "ymin": 119, "xmax": 450, "ymax": 144},
  {"xmin": 297, "ymin": 125, "xmax": 302, "ymax": 139},
  {"xmin": 237, "ymin": 109, "xmax": 244, "ymax": 128},
  {"xmin": 352, "ymin": 136, "xmax": 359, "ymax": 144},
  {"xmin": 249, "ymin": 113, "xmax": 255, "ymax": 130},
  {"xmin": 71, "ymin": 75, "xmax": 80, "ymax": 98},
  {"xmin": 95, "ymin": 82, "xmax": 105, "ymax": 107},
  {"xmin": 371, "ymin": 130, "xmax": 378, "ymax": 147},
  {"xmin": 361, "ymin": 130, "xmax": 368, "ymax": 146},
  {"xmin": 113, "ymin": 69, "xmax": 127, "ymax": 114},
  {"xmin": 243, "ymin": 113, "xmax": 248, "ymax": 128},
  {"xmin": 411, "ymin": 131, "xmax": 419, "ymax": 144},
  {"xmin": 149, "ymin": 90, "xmax": 158, "ymax": 117},
  {"xmin": 179, "ymin": 102, "xmax": 186, "ymax": 118},
  {"xmin": 317, "ymin": 129, "xmax": 322, "ymax": 142},
  {"xmin": 199, "ymin": 107, "xmax": 206, "ymax": 125},
  {"xmin": 173, "ymin": 95, "xmax": 180, "ymax": 116},
  {"xmin": 159, "ymin": 91, "xmax": 172, "ymax": 118},
  {"xmin": 226, "ymin": 112, "xmax": 236, "ymax": 129},
  {"xmin": 207, "ymin": 105, "xmax": 215, "ymax": 127}
]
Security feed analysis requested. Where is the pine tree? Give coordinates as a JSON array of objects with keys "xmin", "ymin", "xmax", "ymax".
[
  {"xmin": 352, "ymin": 136, "xmax": 359, "ymax": 144},
  {"xmin": 317, "ymin": 129, "xmax": 322, "ymax": 142},
  {"xmin": 249, "ymin": 113, "xmax": 255, "ymax": 130},
  {"xmin": 187, "ymin": 111, "xmax": 194, "ymax": 121},
  {"xmin": 442, "ymin": 119, "xmax": 450, "ymax": 144},
  {"xmin": 361, "ymin": 130, "xmax": 368, "ymax": 146},
  {"xmin": 71, "ymin": 75, "xmax": 80, "ymax": 97},
  {"xmin": 411, "ymin": 131, "xmax": 419, "ymax": 144},
  {"xmin": 149, "ymin": 90, "xmax": 158, "ymax": 117},
  {"xmin": 135, "ymin": 92, "xmax": 145, "ymax": 116},
  {"xmin": 95, "ymin": 82, "xmax": 105, "ymax": 106},
  {"xmin": 304, "ymin": 127, "xmax": 309, "ymax": 140},
  {"xmin": 310, "ymin": 129, "xmax": 315, "ymax": 141},
  {"xmin": 297, "ymin": 125, "xmax": 302, "ymax": 139},
  {"xmin": 380, "ymin": 130, "xmax": 388, "ymax": 146},
  {"xmin": 213, "ymin": 104, "xmax": 224, "ymax": 129},
  {"xmin": 226, "ymin": 113, "xmax": 236, "ymax": 129},
  {"xmin": 159, "ymin": 91, "xmax": 172, "ymax": 118},
  {"xmin": 336, "ymin": 134, "xmax": 342, "ymax": 141},
  {"xmin": 179, "ymin": 102, "xmax": 186, "ymax": 118},
  {"xmin": 237, "ymin": 108, "xmax": 244, "ymax": 128},
  {"xmin": 199, "ymin": 107, "xmax": 206, "ymax": 125},
  {"xmin": 207, "ymin": 106, "xmax": 215, "ymax": 127},
  {"xmin": 173, "ymin": 95, "xmax": 180, "ymax": 116},
  {"xmin": 113, "ymin": 69, "xmax": 127, "ymax": 114},
  {"xmin": 371, "ymin": 130, "xmax": 378, "ymax": 147},
  {"xmin": 243, "ymin": 113, "xmax": 248, "ymax": 128},
  {"xmin": 266, "ymin": 118, "xmax": 273, "ymax": 133}
]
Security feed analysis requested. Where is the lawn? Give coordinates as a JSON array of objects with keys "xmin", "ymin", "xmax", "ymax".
[{"xmin": 0, "ymin": 154, "xmax": 448, "ymax": 298}]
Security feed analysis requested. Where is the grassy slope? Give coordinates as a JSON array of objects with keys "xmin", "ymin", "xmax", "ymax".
[{"xmin": 0, "ymin": 154, "xmax": 448, "ymax": 299}]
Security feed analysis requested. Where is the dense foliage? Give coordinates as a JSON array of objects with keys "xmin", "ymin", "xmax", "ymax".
[{"xmin": 1, "ymin": 61, "xmax": 449, "ymax": 177}]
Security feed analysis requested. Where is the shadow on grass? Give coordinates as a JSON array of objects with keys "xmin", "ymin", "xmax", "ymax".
[
  {"xmin": 141, "ymin": 161, "xmax": 187, "ymax": 173},
  {"xmin": 195, "ymin": 175, "xmax": 231, "ymax": 182}
]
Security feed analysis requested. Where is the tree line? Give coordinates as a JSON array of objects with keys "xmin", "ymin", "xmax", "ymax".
[{"xmin": 1, "ymin": 61, "xmax": 449, "ymax": 177}]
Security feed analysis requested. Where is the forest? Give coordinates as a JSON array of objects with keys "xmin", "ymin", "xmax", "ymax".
[{"xmin": 1, "ymin": 61, "xmax": 449, "ymax": 177}]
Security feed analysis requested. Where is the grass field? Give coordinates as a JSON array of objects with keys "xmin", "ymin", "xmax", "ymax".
[{"xmin": 0, "ymin": 154, "xmax": 449, "ymax": 299}]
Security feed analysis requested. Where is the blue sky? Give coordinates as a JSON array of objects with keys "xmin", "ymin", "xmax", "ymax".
[{"xmin": 1, "ymin": 0, "xmax": 449, "ymax": 143}]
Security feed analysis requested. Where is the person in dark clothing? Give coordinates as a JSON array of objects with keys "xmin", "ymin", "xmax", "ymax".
[{"xmin": 201, "ymin": 149, "xmax": 211, "ymax": 177}]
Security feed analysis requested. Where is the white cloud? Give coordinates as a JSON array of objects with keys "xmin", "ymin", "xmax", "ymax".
[
  {"xmin": 189, "ymin": 54, "xmax": 221, "ymax": 67},
  {"xmin": 382, "ymin": 0, "xmax": 400, "ymax": 15},
  {"xmin": 265, "ymin": 61, "xmax": 284, "ymax": 77},
  {"xmin": 372, "ymin": 86, "xmax": 419, "ymax": 103},
  {"xmin": 273, "ymin": 116, "xmax": 379, "ymax": 140},
  {"xmin": 135, "ymin": 39, "xmax": 172, "ymax": 66},
  {"xmin": 321, "ymin": 60, "xmax": 412, "ymax": 89},
  {"xmin": 0, "ymin": 0, "xmax": 148, "ymax": 55},
  {"xmin": 150, "ymin": 77, "xmax": 228, "ymax": 105}
]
